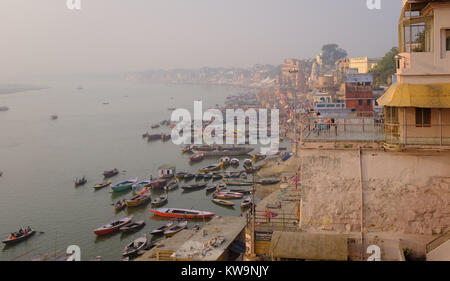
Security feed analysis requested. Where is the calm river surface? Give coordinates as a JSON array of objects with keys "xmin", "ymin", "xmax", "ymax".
[{"xmin": 0, "ymin": 76, "xmax": 258, "ymax": 261}]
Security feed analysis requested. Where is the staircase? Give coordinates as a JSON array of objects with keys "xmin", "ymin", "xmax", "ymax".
[{"xmin": 426, "ymin": 230, "xmax": 450, "ymax": 261}]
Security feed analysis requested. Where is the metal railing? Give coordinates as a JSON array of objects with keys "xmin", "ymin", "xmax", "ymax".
[
  {"xmin": 301, "ymin": 117, "xmax": 385, "ymax": 142},
  {"xmin": 385, "ymin": 122, "xmax": 450, "ymax": 146}
]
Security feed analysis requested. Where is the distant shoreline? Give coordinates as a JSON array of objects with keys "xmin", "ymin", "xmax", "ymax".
[{"xmin": 0, "ymin": 84, "xmax": 48, "ymax": 95}]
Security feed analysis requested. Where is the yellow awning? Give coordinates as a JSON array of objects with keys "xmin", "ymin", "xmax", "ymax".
[{"xmin": 377, "ymin": 83, "xmax": 450, "ymax": 108}]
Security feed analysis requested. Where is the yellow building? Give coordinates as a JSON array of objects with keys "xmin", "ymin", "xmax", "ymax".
[
  {"xmin": 348, "ymin": 57, "xmax": 379, "ymax": 74},
  {"xmin": 378, "ymin": 0, "xmax": 450, "ymax": 147}
]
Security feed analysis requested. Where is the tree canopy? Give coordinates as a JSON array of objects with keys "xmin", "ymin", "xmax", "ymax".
[
  {"xmin": 321, "ymin": 44, "xmax": 348, "ymax": 66},
  {"xmin": 369, "ymin": 47, "xmax": 399, "ymax": 87}
]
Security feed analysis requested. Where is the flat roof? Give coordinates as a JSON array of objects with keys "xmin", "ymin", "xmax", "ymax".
[{"xmin": 171, "ymin": 216, "xmax": 247, "ymax": 261}]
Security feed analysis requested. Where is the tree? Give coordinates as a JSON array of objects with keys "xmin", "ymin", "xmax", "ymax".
[
  {"xmin": 321, "ymin": 44, "xmax": 348, "ymax": 66},
  {"xmin": 369, "ymin": 47, "xmax": 399, "ymax": 87}
]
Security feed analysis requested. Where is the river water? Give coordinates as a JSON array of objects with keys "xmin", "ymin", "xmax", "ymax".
[{"xmin": 0, "ymin": 76, "xmax": 260, "ymax": 261}]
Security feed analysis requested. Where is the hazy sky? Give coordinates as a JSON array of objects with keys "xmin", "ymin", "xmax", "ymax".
[{"xmin": 0, "ymin": 0, "xmax": 402, "ymax": 80}]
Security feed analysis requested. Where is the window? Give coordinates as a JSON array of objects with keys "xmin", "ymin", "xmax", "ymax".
[
  {"xmin": 415, "ymin": 108, "xmax": 431, "ymax": 127},
  {"xmin": 385, "ymin": 107, "xmax": 398, "ymax": 124},
  {"xmin": 367, "ymin": 100, "xmax": 371, "ymax": 106},
  {"xmin": 446, "ymin": 30, "xmax": 450, "ymax": 51},
  {"xmin": 358, "ymin": 100, "xmax": 363, "ymax": 106}
]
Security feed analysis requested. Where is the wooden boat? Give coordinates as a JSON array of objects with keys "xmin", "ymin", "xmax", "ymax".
[
  {"xmin": 189, "ymin": 153, "xmax": 204, "ymax": 163},
  {"xmin": 93, "ymin": 180, "xmax": 111, "ymax": 189},
  {"xmin": 114, "ymin": 199, "xmax": 127, "ymax": 212},
  {"xmin": 260, "ymin": 178, "xmax": 280, "ymax": 185},
  {"xmin": 212, "ymin": 199, "xmax": 235, "ymax": 207},
  {"xmin": 181, "ymin": 146, "xmax": 192, "ymax": 154},
  {"xmin": 240, "ymin": 197, "xmax": 253, "ymax": 208},
  {"xmin": 164, "ymin": 221, "xmax": 187, "ymax": 237},
  {"xmin": 183, "ymin": 173, "xmax": 195, "ymax": 181},
  {"xmin": 217, "ymin": 183, "xmax": 228, "ymax": 191},
  {"xmin": 151, "ymin": 194, "xmax": 168, "ymax": 207},
  {"xmin": 175, "ymin": 171, "xmax": 187, "ymax": 179},
  {"xmin": 222, "ymin": 179, "xmax": 253, "ymax": 186},
  {"xmin": 125, "ymin": 193, "xmax": 151, "ymax": 207},
  {"xmin": 111, "ymin": 178, "xmax": 138, "ymax": 192},
  {"xmin": 74, "ymin": 177, "xmax": 87, "ymax": 187},
  {"xmin": 120, "ymin": 221, "xmax": 145, "ymax": 234},
  {"xmin": 93, "ymin": 216, "xmax": 133, "ymax": 236},
  {"xmin": 119, "ymin": 221, "xmax": 145, "ymax": 233},
  {"xmin": 132, "ymin": 180, "xmax": 151, "ymax": 193},
  {"xmin": 151, "ymin": 124, "xmax": 160, "ymax": 129},
  {"xmin": 181, "ymin": 183, "xmax": 207, "ymax": 191},
  {"xmin": 150, "ymin": 208, "xmax": 215, "ymax": 219},
  {"xmin": 195, "ymin": 173, "xmax": 205, "ymax": 180},
  {"xmin": 213, "ymin": 191, "xmax": 244, "ymax": 200},
  {"xmin": 230, "ymin": 158, "xmax": 240, "ymax": 166},
  {"xmin": 161, "ymin": 134, "xmax": 171, "ymax": 141},
  {"xmin": 220, "ymin": 157, "xmax": 230, "ymax": 167},
  {"xmin": 203, "ymin": 172, "xmax": 213, "ymax": 180},
  {"xmin": 150, "ymin": 221, "xmax": 176, "ymax": 235},
  {"xmin": 164, "ymin": 181, "xmax": 178, "ymax": 191},
  {"xmin": 243, "ymin": 159, "xmax": 253, "ymax": 167},
  {"xmin": 193, "ymin": 147, "xmax": 253, "ymax": 157},
  {"xmin": 133, "ymin": 186, "xmax": 151, "ymax": 196},
  {"xmin": 122, "ymin": 235, "xmax": 147, "ymax": 257},
  {"xmin": 205, "ymin": 184, "xmax": 219, "ymax": 193},
  {"xmin": 212, "ymin": 173, "xmax": 223, "ymax": 181},
  {"xmin": 50, "ymin": 115, "xmax": 58, "ymax": 120},
  {"xmin": 199, "ymin": 164, "xmax": 221, "ymax": 173},
  {"xmin": 224, "ymin": 171, "xmax": 242, "ymax": 178},
  {"xmin": 103, "ymin": 168, "xmax": 119, "ymax": 178},
  {"xmin": 150, "ymin": 179, "xmax": 167, "ymax": 189},
  {"xmin": 147, "ymin": 134, "xmax": 161, "ymax": 141},
  {"xmin": 252, "ymin": 154, "xmax": 267, "ymax": 163},
  {"xmin": 2, "ymin": 226, "xmax": 35, "ymax": 245},
  {"xmin": 229, "ymin": 188, "xmax": 252, "ymax": 194}
]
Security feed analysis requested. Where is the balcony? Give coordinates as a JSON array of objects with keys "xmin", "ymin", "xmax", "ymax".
[{"xmin": 385, "ymin": 122, "xmax": 450, "ymax": 146}]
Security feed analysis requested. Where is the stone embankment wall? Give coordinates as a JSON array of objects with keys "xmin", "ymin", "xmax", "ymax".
[{"xmin": 300, "ymin": 149, "xmax": 450, "ymax": 235}]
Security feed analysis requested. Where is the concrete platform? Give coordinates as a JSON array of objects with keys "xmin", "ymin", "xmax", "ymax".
[
  {"xmin": 136, "ymin": 230, "xmax": 197, "ymax": 261},
  {"xmin": 171, "ymin": 216, "xmax": 246, "ymax": 261}
]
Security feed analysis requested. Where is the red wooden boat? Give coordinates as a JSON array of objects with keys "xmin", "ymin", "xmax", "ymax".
[
  {"xmin": 150, "ymin": 179, "xmax": 167, "ymax": 189},
  {"xmin": 93, "ymin": 216, "xmax": 133, "ymax": 236},
  {"xmin": 149, "ymin": 208, "xmax": 214, "ymax": 219},
  {"xmin": 189, "ymin": 153, "xmax": 204, "ymax": 163}
]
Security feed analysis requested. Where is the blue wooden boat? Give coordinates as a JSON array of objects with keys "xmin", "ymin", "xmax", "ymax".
[{"xmin": 111, "ymin": 178, "xmax": 138, "ymax": 192}]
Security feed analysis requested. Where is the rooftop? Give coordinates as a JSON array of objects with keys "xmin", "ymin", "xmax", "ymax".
[{"xmin": 171, "ymin": 216, "xmax": 247, "ymax": 261}]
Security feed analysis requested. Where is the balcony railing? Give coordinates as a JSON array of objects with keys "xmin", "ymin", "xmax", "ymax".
[{"xmin": 385, "ymin": 122, "xmax": 450, "ymax": 146}]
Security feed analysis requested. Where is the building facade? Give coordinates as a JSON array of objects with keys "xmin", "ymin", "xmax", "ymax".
[
  {"xmin": 345, "ymin": 74, "xmax": 374, "ymax": 116},
  {"xmin": 378, "ymin": 0, "xmax": 450, "ymax": 146}
]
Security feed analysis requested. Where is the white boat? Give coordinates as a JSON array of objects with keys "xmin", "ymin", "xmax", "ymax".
[{"xmin": 122, "ymin": 235, "xmax": 147, "ymax": 257}]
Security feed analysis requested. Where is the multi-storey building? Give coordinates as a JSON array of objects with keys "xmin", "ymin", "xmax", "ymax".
[
  {"xmin": 345, "ymin": 74, "xmax": 374, "ymax": 116},
  {"xmin": 378, "ymin": 0, "xmax": 450, "ymax": 146}
]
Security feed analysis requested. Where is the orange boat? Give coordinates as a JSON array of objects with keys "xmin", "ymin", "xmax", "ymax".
[
  {"xmin": 93, "ymin": 216, "xmax": 133, "ymax": 236},
  {"xmin": 149, "ymin": 208, "xmax": 214, "ymax": 219}
]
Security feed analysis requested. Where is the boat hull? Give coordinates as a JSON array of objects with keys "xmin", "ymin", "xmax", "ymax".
[
  {"xmin": 111, "ymin": 184, "xmax": 133, "ymax": 192},
  {"xmin": 93, "ymin": 217, "xmax": 132, "ymax": 236},
  {"xmin": 2, "ymin": 230, "xmax": 35, "ymax": 245},
  {"xmin": 150, "ymin": 208, "xmax": 214, "ymax": 219}
]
